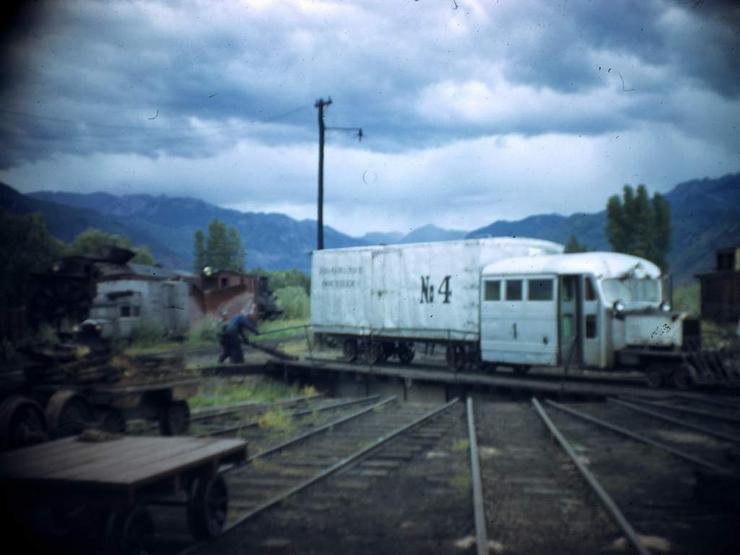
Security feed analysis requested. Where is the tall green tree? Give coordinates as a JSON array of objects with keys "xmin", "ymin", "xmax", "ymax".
[
  {"xmin": 193, "ymin": 229, "xmax": 206, "ymax": 274},
  {"xmin": 226, "ymin": 226, "xmax": 246, "ymax": 270},
  {"xmin": 196, "ymin": 218, "xmax": 246, "ymax": 272},
  {"xmin": 605, "ymin": 184, "xmax": 671, "ymax": 271},
  {"xmin": 0, "ymin": 210, "xmax": 66, "ymax": 307},
  {"xmin": 71, "ymin": 228, "xmax": 155, "ymax": 265}
]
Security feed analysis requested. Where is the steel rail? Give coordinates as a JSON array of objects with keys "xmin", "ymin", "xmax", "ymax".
[
  {"xmin": 531, "ymin": 398, "xmax": 650, "ymax": 555},
  {"xmin": 546, "ymin": 400, "xmax": 733, "ymax": 475},
  {"xmin": 466, "ymin": 398, "xmax": 489, "ymax": 555},
  {"xmin": 620, "ymin": 396, "xmax": 740, "ymax": 425},
  {"xmin": 222, "ymin": 398, "xmax": 460, "ymax": 535},
  {"xmin": 608, "ymin": 398, "xmax": 740, "ymax": 444},
  {"xmin": 190, "ymin": 394, "xmax": 323, "ymax": 422},
  {"xmin": 245, "ymin": 395, "xmax": 398, "ymax": 463},
  {"xmin": 201, "ymin": 395, "xmax": 382, "ymax": 438},
  {"xmin": 668, "ymin": 393, "xmax": 740, "ymax": 412}
]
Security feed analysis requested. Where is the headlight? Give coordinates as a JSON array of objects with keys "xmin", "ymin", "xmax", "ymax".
[
  {"xmin": 95, "ymin": 324, "xmax": 102, "ymax": 332},
  {"xmin": 72, "ymin": 324, "xmax": 80, "ymax": 333},
  {"xmin": 613, "ymin": 300, "xmax": 625, "ymax": 314},
  {"xmin": 659, "ymin": 301, "xmax": 671, "ymax": 312}
]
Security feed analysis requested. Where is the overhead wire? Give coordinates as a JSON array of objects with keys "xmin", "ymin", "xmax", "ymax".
[{"xmin": 0, "ymin": 104, "xmax": 311, "ymax": 141}]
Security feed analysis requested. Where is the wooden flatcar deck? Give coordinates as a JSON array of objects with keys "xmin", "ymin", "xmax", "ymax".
[{"xmin": 0, "ymin": 435, "xmax": 246, "ymax": 504}]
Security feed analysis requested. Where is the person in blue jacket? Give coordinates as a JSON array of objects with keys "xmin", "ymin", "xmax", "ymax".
[{"xmin": 218, "ymin": 310, "xmax": 259, "ymax": 363}]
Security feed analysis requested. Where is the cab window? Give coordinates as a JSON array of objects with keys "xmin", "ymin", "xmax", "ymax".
[
  {"xmin": 484, "ymin": 280, "xmax": 501, "ymax": 301},
  {"xmin": 506, "ymin": 280, "xmax": 522, "ymax": 301},
  {"xmin": 528, "ymin": 279, "xmax": 553, "ymax": 301}
]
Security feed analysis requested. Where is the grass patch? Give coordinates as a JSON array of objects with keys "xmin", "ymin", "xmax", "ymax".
[
  {"xmin": 450, "ymin": 472, "xmax": 471, "ymax": 494},
  {"xmin": 673, "ymin": 282, "xmax": 699, "ymax": 316},
  {"xmin": 189, "ymin": 376, "xmax": 318, "ymax": 409},
  {"xmin": 258, "ymin": 408, "xmax": 295, "ymax": 432},
  {"xmin": 451, "ymin": 438, "xmax": 470, "ymax": 452}
]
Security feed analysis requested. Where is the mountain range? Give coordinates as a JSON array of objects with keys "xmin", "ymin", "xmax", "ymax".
[{"xmin": 1, "ymin": 172, "xmax": 738, "ymax": 282}]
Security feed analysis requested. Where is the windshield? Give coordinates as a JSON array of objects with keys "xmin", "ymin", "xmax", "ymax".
[{"xmin": 601, "ymin": 278, "xmax": 661, "ymax": 304}]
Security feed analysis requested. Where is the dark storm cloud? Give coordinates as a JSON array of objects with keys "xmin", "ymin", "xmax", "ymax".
[{"xmin": 0, "ymin": 0, "xmax": 738, "ymax": 170}]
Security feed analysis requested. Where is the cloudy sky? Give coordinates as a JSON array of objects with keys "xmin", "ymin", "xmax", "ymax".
[{"xmin": 1, "ymin": 0, "xmax": 738, "ymax": 236}]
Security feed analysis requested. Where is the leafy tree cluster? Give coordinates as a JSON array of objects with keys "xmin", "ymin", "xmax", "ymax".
[
  {"xmin": 193, "ymin": 218, "xmax": 246, "ymax": 273},
  {"xmin": 606, "ymin": 184, "xmax": 671, "ymax": 271},
  {"xmin": 71, "ymin": 228, "xmax": 155, "ymax": 265},
  {"xmin": 253, "ymin": 268, "xmax": 310, "ymax": 294},
  {"xmin": 0, "ymin": 210, "xmax": 66, "ymax": 307},
  {"xmin": 1, "ymin": 210, "xmax": 160, "ymax": 311}
]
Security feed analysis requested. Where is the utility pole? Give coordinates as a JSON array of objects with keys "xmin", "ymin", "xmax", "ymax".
[
  {"xmin": 315, "ymin": 97, "xmax": 332, "ymax": 251},
  {"xmin": 314, "ymin": 97, "xmax": 363, "ymax": 251}
]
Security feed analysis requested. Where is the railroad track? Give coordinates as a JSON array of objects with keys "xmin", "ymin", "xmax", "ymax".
[
  {"xmin": 533, "ymin": 398, "xmax": 739, "ymax": 554},
  {"xmin": 154, "ymin": 396, "xmax": 462, "ymax": 554},
  {"xmin": 134, "ymin": 393, "xmax": 740, "ymax": 554}
]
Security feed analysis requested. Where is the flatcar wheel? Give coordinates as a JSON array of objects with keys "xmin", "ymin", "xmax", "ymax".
[
  {"xmin": 110, "ymin": 507, "xmax": 155, "ymax": 555},
  {"xmin": 159, "ymin": 400, "xmax": 190, "ymax": 436},
  {"xmin": 187, "ymin": 474, "xmax": 229, "ymax": 540},
  {"xmin": 46, "ymin": 390, "xmax": 93, "ymax": 438},
  {"xmin": 397, "ymin": 342, "xmax": 415, "ymax": 365},
  {"xmin": 671, "ymin": 365, "xmax": 694, "ymax": 390},
  {"xmin": 0, "ymin": 395, "xmax": 48, "ymax": 451},
  {"xmin": 342, "ymin": 338, "xmax": 358, "ymax": 362}
]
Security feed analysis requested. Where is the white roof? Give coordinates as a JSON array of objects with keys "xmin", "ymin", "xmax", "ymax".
[
  {"xmin": 482, "ymin": 252, "xmax": 661, "ymax": 279},
  {"xmin": 314, "ymin": 236, "xmax": 563, "ymax": 254}
]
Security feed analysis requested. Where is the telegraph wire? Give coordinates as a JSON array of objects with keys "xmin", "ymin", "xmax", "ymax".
[{"xmin": 0, "ymin": 104, "xmax": 311, "ymax": 138}]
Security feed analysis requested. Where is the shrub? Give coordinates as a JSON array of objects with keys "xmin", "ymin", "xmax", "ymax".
[
  {"xmin": 274, "ymin": 286, "xmax": 310, "ymax": 320},
  {"xmin": 189, "ymin": 316, "xmax": 221, "ymax": 344},
  {"xmin": 130, "ymin": 319, "xmax": 166, "ymax": 347}
]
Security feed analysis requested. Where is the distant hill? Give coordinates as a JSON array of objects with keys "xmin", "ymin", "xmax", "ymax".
[
  {"xmin": 400, "ymin": 224, "xmax": 468, "ymax": 243},
  {"xmin": 0, "ymin": 183, "xmax": 184, "ymax": 267},
  {"xmin": 468, "ymin": 172, "xmax": 740, "ymax": 283},
  {"xmin": 360, "ymin": 231, "xmax": 404, "ymax": 244},
  {"xmin": 7, "ymin": 171, "xmax": 739, "ymax": 280},
  {"xmin": 27, "ymin": 189, "xmax": 365, "ymax": 272},
  {"xmin": 362, "ymin": 224, "xmax": 467, "ymax": 245}
]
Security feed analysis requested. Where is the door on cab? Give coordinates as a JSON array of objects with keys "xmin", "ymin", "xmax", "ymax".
[
  {"xmin": 480, "ymin": 275, "xmax": 558, "ymax": 366},
  {"xmin": 558, "ymin": 275, "xmax": 603, "ymax": 369}
]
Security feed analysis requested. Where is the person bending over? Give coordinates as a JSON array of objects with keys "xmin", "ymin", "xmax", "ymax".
[{"xmin": 219, "ymin": 311, "xmax": 259, "ymax": 363}]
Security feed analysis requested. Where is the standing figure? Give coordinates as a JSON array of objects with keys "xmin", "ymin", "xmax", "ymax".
[{"xmin": 219, "ymin": 311, "xmax": 260, "ymax": 363}]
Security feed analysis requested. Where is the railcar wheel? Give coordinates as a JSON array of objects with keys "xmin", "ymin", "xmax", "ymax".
[
  {"xmin": 46, "ymin": 390, "xmax": 93, "ymax": 438},
  {"xmin": 97, "ymin": 408, "xmax": 127, "ymax": 433},
  {"xmin": 446, "ymin": 345, "xmax": 466, "ymax": 371},
  {"xmin": 644, "ymin": 364, "xmax": 667, "ymax": 389},
  {"xmin": 159, "ymin": 400, "xmax": 190, "ymax": 436},
  {"xmin": 187, "ymin": 474, "xmax": 229, "ymax": 540},
  {"xmin": 0, "ymin": 395, "xmax": 48, "ymax": 451},
  {"xmin": 671, "ymin": 365, "xmax": 694, "ymax": 390},
  {"xmin": 397, "ymin": 342, "xmax": 415, "ymax": 365},
  {"xmin": 105, "ymin": 507, "xmax": 155, "ymax": 555},
  {"xmin": 342, "ymin": 339, "xmax": 358, "ymax": 362},
  {"xmin": 513, "ymin": 365, "xmax": 531, "ymax": 376},
  {"xmin": 365, "ymin": 341, "xmax": 385, "ymax": 365}
]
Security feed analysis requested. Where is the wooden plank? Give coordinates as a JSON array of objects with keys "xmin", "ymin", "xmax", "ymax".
[
  {"xmin": 0, "ymin": 437, "xmax": 245, "ymax": 490},
  {"xmin": 113, "ymin": 439, "xmax": 246, "ymax": 487},
  {"xmin": 0, "ymin": 437, "xmax": 166, "ymax": 479},
  {"xmin": 43, "ymin": 437, "xmax": 209, "ymax": 482}
]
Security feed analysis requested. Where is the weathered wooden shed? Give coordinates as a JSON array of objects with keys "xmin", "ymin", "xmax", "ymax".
[{"xmin": 696, "ymin": 246, "xmax": 740, "ymax": 323}]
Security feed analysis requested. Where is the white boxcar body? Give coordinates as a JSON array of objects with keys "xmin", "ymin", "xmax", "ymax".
[{"xmin": 311, "ymin": 238, "xmax": 563, "ymax": 341}]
